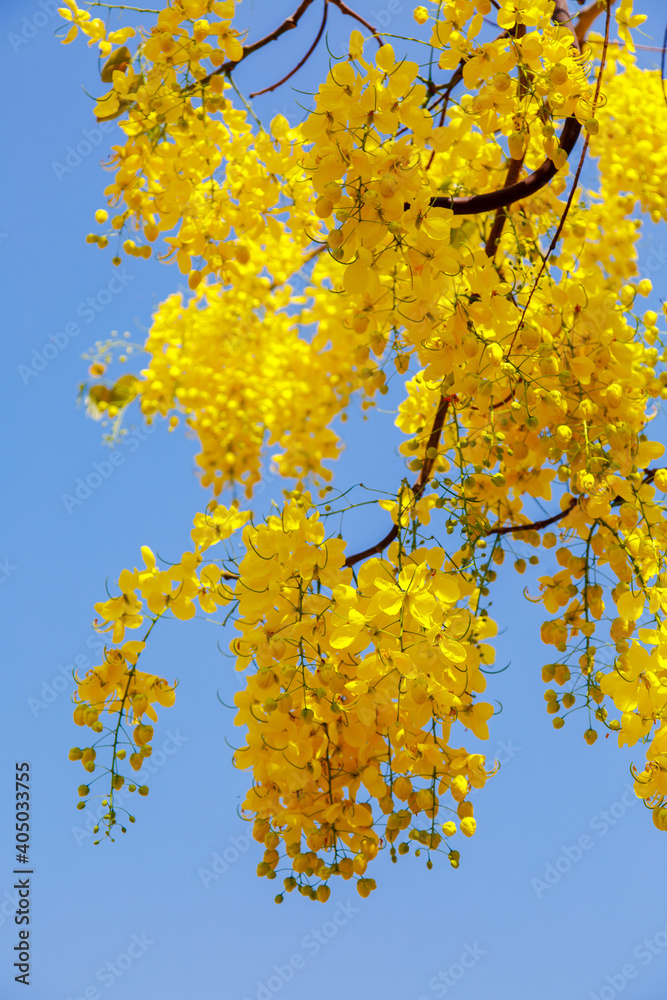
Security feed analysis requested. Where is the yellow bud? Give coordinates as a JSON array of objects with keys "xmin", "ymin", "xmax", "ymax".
[
  {"xmin": 654, "ymin": 469, "xmax": 667, "ymax": 492},
  {"xmin": 356, "ymin": 877, "xmax": 376, "ymax": 898},
  {"xmin": 549, "ymin": 64, "xmax": 568, "ymax": 87},
  {"xmin": 450, "ymin": 775, "xmax": 468, "ymax": 802},
  {"xmin": 315, "ymin": 196, "xmax": 334, "ymax": 219},
  {"xmin": 653, "ymin": 806, "xmax": 667, "ymax": 831},
  {"xmin": 379, "ymin": 174, "xmax": 398, "ymax": 198},
  {"xmin": 460, "ymin": 816, "xmax": 476, "ymax": 837},
  {"xmin": 134, "ymin": 724, "xmax": 153, "ymax": 746}
]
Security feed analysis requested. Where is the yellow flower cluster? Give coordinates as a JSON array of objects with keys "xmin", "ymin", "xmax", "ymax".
[
  {"xmin": 59, "ymin": 0, "xmax": 135, "ymax": 55},
  {"xmin": 232, "ymin": 496, "xmax": 494, "ymax": 897},
  {"xmin": 60, "ymin": 0, "xmax": 667, "ymax": 887},
  {"xmin": 126, "ymin": 258, "xmax": 379, "ymax": 496},
  {"xmin": 70, "ymin": 503, "xmax": 248, "ymax": 833}
]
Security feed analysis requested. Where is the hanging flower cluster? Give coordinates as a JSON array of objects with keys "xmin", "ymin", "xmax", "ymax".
[{"xmin": 58, "ymin": 0, "xmax": 667, "ymax": 896}]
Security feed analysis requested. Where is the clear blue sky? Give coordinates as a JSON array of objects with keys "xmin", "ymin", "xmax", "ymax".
[{"xmin": 2, "ymin": 2, "xmax": 667, "ymax": 999}]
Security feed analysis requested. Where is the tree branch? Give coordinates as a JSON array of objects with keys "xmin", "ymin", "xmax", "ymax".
[
  {"xmin": 249, "ymin": 0, "xmax": 329, "ymax": 98},
  {"xmin": 485, "ymin": 466, "xmax": 667, "ymax": 538},
  {"xmin": 485, "ymin": 497, "xmax": 578, "ymax": 537},
  {"xmin": 431, "ymin": 116, "xmax": 581, "ymax": 217},
  {"xmin": 484, "ymin": 24, "xmax": 528, "ymax": 256},
  {"xmin": 328, "ymin": 0, "xmax": 384, "ymax": 45},
  {"xmin": 575, "ymin": 0, "xmax": 608, "ymax": 44},
  {"xmin": 344, "ymin": 396, "xmax": 451, "ymax": 568},
  {"xmin": 427, "ymin": 0, "xmax": 584, "ymax": 217},
  {"xmin": 186, "ymin": 0, "xmax": 318, "ymax": 92}
]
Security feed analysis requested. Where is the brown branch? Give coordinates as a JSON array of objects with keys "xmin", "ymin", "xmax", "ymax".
[
  {"xmin": 184, "ymin": 0, "xmax": 384, "ymax": 96},
  {"xmin": 575, "ymin": 0, "xmax": 608, "ymax": 44},
  {"xmin": 249, "ymin": 0, "xmax": 329, "ymax": 98},
  {"xmin": 185, "ymin": 0, "xmax": 318, "ymax": 92},
  {"xmin": 343, "ymin": 523, "xmax": 400, "ymax": 569},
  {"xmin": 485, "ymin": 497, "xmax": 578, "ymax": 537},
  {"xmin": 414, "ymin": 394, "xmax": 452, "ymax": 495},
  {"xmin": 484, "ymin": 23, "xmax": 528, "ymax": 256},
  {"xmin": 431, "ymin": 115, "xmax": 581, "ymax": 217},
  {"xmin": 508, "ymin": 0, "xmax": 612, "ymax": 354},
  {"xmin": 439, "ymin": 1, "xmax": 615, "ymax": 220},
  {"xmin": 328, "ymin": 0, "xmax": 384, "ymax": 46},
  {"xmin": 552, "ymin": 0, "xmax": 578, "ymax": 33},
  {"xmin": 484, "ymin": 465, "xmax": 667, "ymax": 538},
  {"xmin": 344, "ymin": 396, "xmax": 451, "ymax": 568},
  {"xmin": 424, "ymin": 62, "xmax": 465, "ymax": 169},
  {"xmin": 425, "ymin": 1, "xmax": 584, "ymax": 217}
]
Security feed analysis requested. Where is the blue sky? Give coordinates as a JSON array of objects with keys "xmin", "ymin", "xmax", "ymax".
[{"xmin": 2, "ymin": 2, "xmax": 667, "ymax": 999}]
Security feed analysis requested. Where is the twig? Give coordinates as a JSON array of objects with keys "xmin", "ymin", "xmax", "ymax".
[
  {"xmin": 428, "ymin": 111, "xmax": 580, "ymax": 218},
  {"xmin": 425, "ymin": 1, "xmax": 587, "ymax": 217},
  {"xmin": 484, "ymin": 24, "xmax": 528, "ymax": 256},
  {"xmin": 344, "ymin": 397, "xmax": 451, "ymax": 568},
  {"xmin": 250, "ymin": 0, "xmax": 329, "ymax": 98},
  {"xmin": 328, "ymin": 0, "xmax": 384, "ymax": 46},
  {"xmin": 485, "ymin": 467, "xmax": 667, "ymax": 537},
  {"xmin": 184, "ymin": 0, "xmax": 318, "ymax": 93},
  {"xmin": 575, "ymin": 0, "xmax": 607, "ymax": 43},
  {"xmin": 485, "ymin": 497, "xmax": 578, "ymax": 536},
  {"xmin": 507, "ymin": 0, "xmax": 612, "ymax": 354}
]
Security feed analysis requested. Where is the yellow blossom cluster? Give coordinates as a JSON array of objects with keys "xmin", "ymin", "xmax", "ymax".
[
  {"xmin": 59, "ymin": 0, "xmax": 667, "ymax": 889},
  {"xmin": 121, "ymin": 258, "xmax": 381, "ymax": 496},
  {"xmin": 70, "ymin": 503, "xmax": 248, "ymax": 834},
  {"xmin": 232, "ymin": 496, "xmax": 495, "ymax": 897}
]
